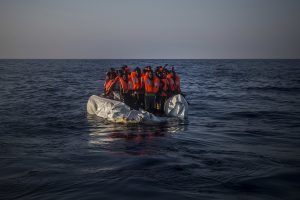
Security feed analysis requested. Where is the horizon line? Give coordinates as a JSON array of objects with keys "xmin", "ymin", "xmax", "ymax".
[{"xmin": 1, "ymin": 58, "xmax": 300, "ymax": 60}]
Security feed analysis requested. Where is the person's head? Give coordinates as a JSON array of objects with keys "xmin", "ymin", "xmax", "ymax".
[
  {"xmin": 122, "ymin": 73, "xmax": 128, "ymax": 81},
  {"xmin": 144, "ymin": 66, "xmax": 151, "ymax": 72},
  {"xmin": 155, "ymin": 68, "xmax": 161, "ymax": 78},
  {"xmin": 116, "ymin": 69, "xmax": 122, "ymax": 77},
  {"xmin": 167, "ymin": 70, "xmax": 173, "ymax": 77},
  {"xmin": 109, "ymin": 68, "xmax": 115, "ymax": 78},
  {"xmin": 160, "ymin": 66, "xmax": 164, "ymax": 72},
  {"xmin": 148, "ymin": 70, "xmax": 153, "ymax": 79},
  {"xmin": 111, "ymin": 71, "xmax": 117, "ymax": 79},
  {"xmin": 159, "ymin": 71, "xmax": 164, "ymax": 79},
  {"xmin": 162, "ymin": 70, "xmax": 167, "ymax": 78},
  {"xmin": 125, "ymin": 66, "xmax": 131, "ymax": 73},
  {"xmin": 156, "ymin": 66, "xmax": 163, "ymax": 72},
  {"xmin": 121, "ymin": 65, "xmax": 127, "ymax": 72},
  {"xmin": 135, "ymin": 67, "xmax": 141, "ymax": 76}
]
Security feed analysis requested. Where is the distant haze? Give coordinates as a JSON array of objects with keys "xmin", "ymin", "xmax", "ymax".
[{"xmin": 0, "ymin": 0, "xmax": 300, "ymax": 59}]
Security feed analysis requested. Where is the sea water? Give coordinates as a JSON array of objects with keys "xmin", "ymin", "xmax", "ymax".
[{"xmin": 0, "ymin": 59, "xmax": 299, "ymax": 200}]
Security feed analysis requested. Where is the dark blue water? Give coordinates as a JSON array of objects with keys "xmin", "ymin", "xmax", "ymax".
[{"xmin": 0, "ymin": 59, "xmax": 300, "ymax": 200}]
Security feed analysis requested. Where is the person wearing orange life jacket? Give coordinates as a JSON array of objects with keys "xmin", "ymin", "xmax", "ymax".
[
  {"xmin": 104, "ymin": 76, "xmax": 113, "ymax": 96},
  {"xmin": 140, "ymin": 67, "xmax": 150, "ymax": 109},
  {"xmin": 139, "ymin": 66, "xmax": 150, "ymax": 102},
  {"xmin": 153, "ymin": 68, "xmax": 162, "ymax": 113},
  {"xmin": 117, "ymin": 66, "xmax": 135, "ymax": 107},
  {"xmin": 117, "ymin": 71, "xmax": 132, "ymax": 105},
  {"xmin": 106, "ymin": 70, "xmax": 122, "ymax": 100},
  {"xmin": 144, "ymin": 70, "xmax": 157, "ymax": 113},
  {"xmin": 131, "ymin": 67, "xmax": 142, "ymax": 91},
  {"xmin": 104, "ymin": 68, "xmax": 116, "ymax": 96},
  {"xmin": 140, "ymin": 67, "xmax": 148, "ymax": 92},
  {"xmin": 161, "ymin": 70, "xmax": 169, "ymax": 97},
  {"xmin": 121, "ymin": 65, "xmax": 131, "ymax": 75},
  {"xmin": 166, "ymin": 70, "xmax": 175, "ymax": 96},
  {"xmin": 153, "ymin": 74, "xmax": 160, "ymax": 95},
  {"xmin": 158, "ymin": 69, "xmax": 169, "ymax": 114},
  {"xmin": 106, "ymin": 70, "xmax": 129, "ymax": 102},
  {"xmin": 167, "ymin": 68, "xmax": 181, "ymax": 96},
  {"xmin": 130, "ymin": 67, "xmax": 143, "ymax": 109},
  {"xmin": 126, "ymin": 71, "xmax": 135, "ymax": 108}
]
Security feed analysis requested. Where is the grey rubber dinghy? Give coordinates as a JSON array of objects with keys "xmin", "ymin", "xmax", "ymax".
[{"xmin": 87, "ymin": 94, "xmax": 188, "ymax": 123}]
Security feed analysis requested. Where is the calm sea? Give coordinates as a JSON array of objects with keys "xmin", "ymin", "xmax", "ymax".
[{"xmin": 0, "ymin": 59, "xmax": 300, "ymax": 200}]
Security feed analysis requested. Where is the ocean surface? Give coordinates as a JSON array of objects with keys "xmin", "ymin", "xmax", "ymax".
[{"xmin": 0, "ymin": 59, "xmax": 300, "ymax": 200}]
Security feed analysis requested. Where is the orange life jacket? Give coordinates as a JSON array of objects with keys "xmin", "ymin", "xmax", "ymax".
[
  {"xmin": 167, "ymin": 74, "xmax": 176, "ymax": 92},
  {"xmin": 127, "ymin": 78, "xmax": 134, "ymax": 91},
  {"xmin": 105, "ymin": 79, "xmax": 112, "ymax": 94},
  {"xmin": 140, "ymin": 72, "xmax": 147, "ymax": 91},
  {"xmin": 104, "ymin": 79, "xmax": 109, "ymax": 88},
  {"xmin": 131, "ymin": 71, "xmax": 141, "ymax": 90},
  {"xmin": 143, "ymin": 72, "xmax": 149, "ymax": 78},
  {"xmin": 106, "ymin": 77, "xmax": 118, "ymax": 95},
  {"xmin": 161, "ymin": 78, "xmax": 169, "ymax": 96},
  {"xmin": 153, "ymin": 76, "xmax": 160, "ymax": 94},
  {"xmin": 144, "ymin": 76, "xmax": 154, "ymax": 94},
  {"xmin": 118, "ymin": 76, "xmax": 128, "ymax": 92}
]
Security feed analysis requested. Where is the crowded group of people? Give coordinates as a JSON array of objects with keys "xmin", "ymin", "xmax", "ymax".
[{"xmin": 103, "ymin": 65, "xmax": 181, "ymax": 115}]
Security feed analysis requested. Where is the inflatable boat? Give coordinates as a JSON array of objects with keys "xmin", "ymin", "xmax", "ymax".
[{"xmin": 87, "ymin": 94, "xmax": 188, "ymax": 123}]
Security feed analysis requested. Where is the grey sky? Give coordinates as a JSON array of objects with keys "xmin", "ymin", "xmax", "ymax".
[{"xmin": 0, "ymin": 0, "xmax": 299, "ymax": 59}]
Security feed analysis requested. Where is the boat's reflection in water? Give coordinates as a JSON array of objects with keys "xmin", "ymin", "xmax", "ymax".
[{"xmin": 87, "ymin": 114, "xmax": 187, "ymax": 146}]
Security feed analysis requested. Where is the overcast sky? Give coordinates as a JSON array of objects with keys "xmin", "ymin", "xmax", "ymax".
[{"xmin": 0, "ymin": 0, "xmax": 299, "ymax": 59}]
